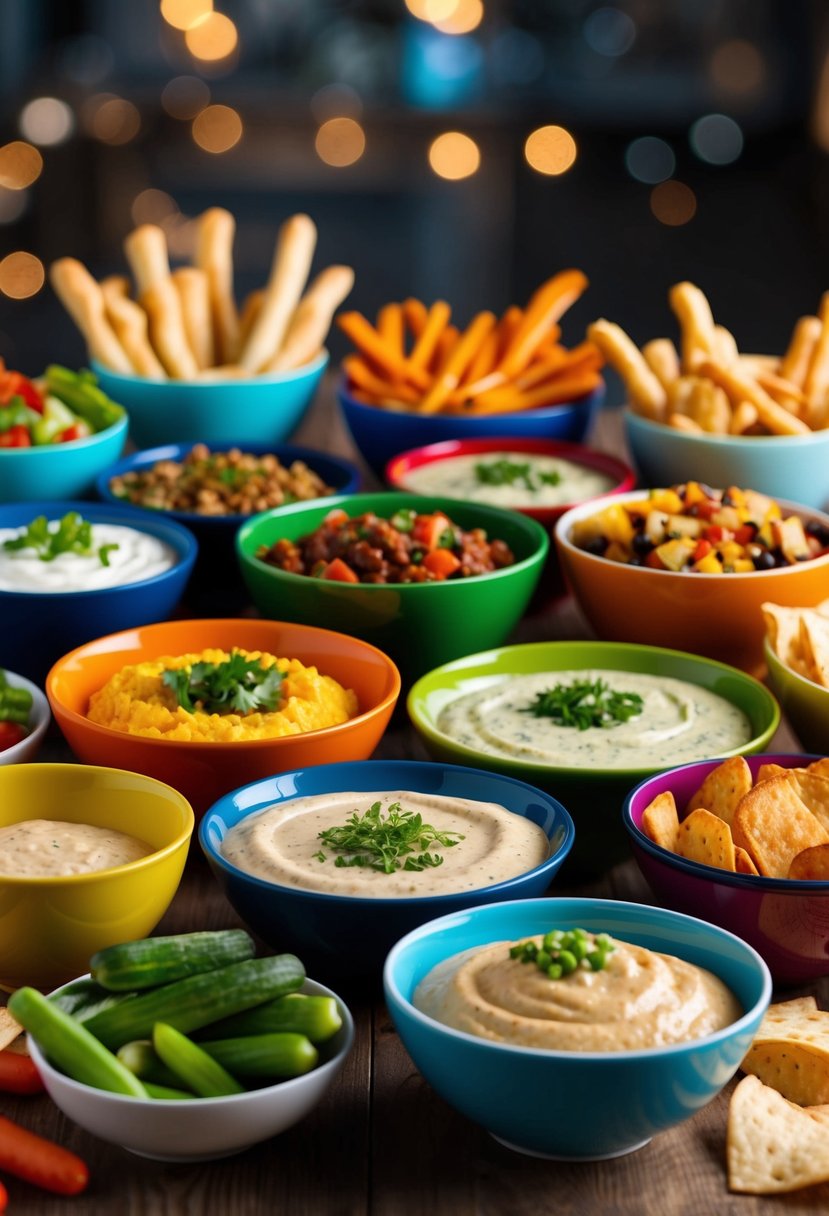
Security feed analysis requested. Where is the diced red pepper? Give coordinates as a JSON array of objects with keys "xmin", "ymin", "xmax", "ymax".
[
  {"xmin": 734, "ymin": 523, "xmax": 755, "ymax": 545},
  {"xmin": 0, "ymin": 371, "xmax": 42, "ymax": 412},
  {"xmin": 692, "ymin": 538, "xmax": 713, "ymax": 563},
  {"xmin": 412, "ymin": 513, "xmax": 452, "ymax": 551},
  {"xmin": 321, "ymin": 558, "xmax": 359, "ymax": 583},
  {"xmin": 645, "ymin": 549, "xmax": 666, "ymax": 569},
  {"xmin": 0, "ymin": 722, "xmax": 26, "ymax": 751},
  {"xmin": 0, "ymin": 425, "xmax": 31, "ymax": 448},
  {"xmin": 703, "ymin": 524, "xmax": 726, "ymax": 543},
  {"xmin": 423, "ymin": 548, "xmax": 461, "ymax": 578},
  {"xmin": 694, "ymin": 500, "xmax": 719, "ymax": 521},
  {"xmin": 56, "ymin": 424, "xmax": 87, "ymax": 443}
]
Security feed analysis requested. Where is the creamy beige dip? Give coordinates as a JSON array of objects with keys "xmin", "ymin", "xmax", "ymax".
[
  {"xmin": 413, "ymin": 934, "xmax": 742, "ymax": 1052},
  {"xmin": 221, "ymin": 790, "xmax": 551, "ymax": 897},
  {"xmin": 0, "ymin": 819, "xmax": 153, "ymax": 878},
  {"xmin": 0, "ymin": 523, "xmax": 176, "ymax": 593},
  {"xmin": 436, "ymin": 670, "xmax": 752, "ymax": 770},
  {"xmin": 401, "ymin": 452, "xmax": 615, "ymax": 509}
]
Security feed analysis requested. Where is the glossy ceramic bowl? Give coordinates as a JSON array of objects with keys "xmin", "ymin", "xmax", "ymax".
[
  {"xmin": 200, "ymin": 759, "xmax": 575, "ymax": 978},
  {"xmin": 764, "ymin": 639, "xmax": 829, "ymax": 753},
  {"xmin": 555, "ymin": 490, "xmax": 829, "ymax": 674},
  {"xmin": 0, "ymin": 669, "xmax": 50, "ymax": 766},
  {"xmin": 30, "ymin": 975, "xmax": 353, "ymax": 1161},
  {"xmin": 337, "ymin": 378, "xmax": 604, "ymax": 476},
  {"xmin": 384, "ymin": 896, "xmax": 771, "ymax": 1160},
  {"xmin": 237, "ymin": 492, "xmax": 548, "ymax": 683},
  {"xmin": 47, "ymin": 618, "xmax": 401, "ymax": 818},
  {"xmin": 623, "ymin": 754, "xmax": 829, "ymax": 984},
  {"xmin": 625, "ymin": 408, "xmax": 829, "ymax": 511},
  {"xmin": 0, "ymin": 412, "xmax": 128, "ymax": 504},
  {"xmin": 92, "ymin": 352, "xmax": 328, "ymax": 450},
  {"xmin": 0, "ymin": 501, "xmax": 197, "ymax": 684},
  {"xmin": 408, "ymin": 640, "xmax": 780, "ymax": 877},
  {"xmin": 0, "ymin": 763, "xmax": 193, "ymax": 991}
]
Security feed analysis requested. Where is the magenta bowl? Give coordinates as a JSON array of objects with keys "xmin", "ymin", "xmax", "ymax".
[{"xmin": 623, "ymin": 753, "xmax": 829, "ymax": 985}]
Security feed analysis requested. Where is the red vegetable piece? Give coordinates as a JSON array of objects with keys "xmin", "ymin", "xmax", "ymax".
[
  {"xmin": 692, "ymin": 538, "xmax": 712, "ymax": 563},
  {"xmin": 0, "ymin": 723, "xmax": 26, "ymax": 752},
  {"xmin": 321, "ymin": 558, "xmax": 359, "ymax": 583},
  {"xmin": 0, "ymin": 1050, "xmax": 44, "ymax": 1095},
  {"xmin": 56, "ymin": 424, "xmax": 86, "ymax": 443},
  {"xmin": 0, "ymin": 370, "xmax": 42, "ymax": 412},
  {"xmin": 412, "ymin": 513, "xmax": 452, "ymax": 551},
  {"xmin": 0, "ymin": 1115, "xmax": 89, "ymax": 1196},
  {"xmin": 0, "ymin": 426, "xmax": 31, "ymax": 448},
  {"xmin": 323, "ymin": 509, "xmax": 349, "ymax": 528},
  {"xmin": 0, "ymin": 1178, "xmax": 7, "ymax": 1213},
  {"xmin": 645, "ymin": 550, "xmax": 666, "ymax": 570},
  {"xmin": 703, "ymin": 524, "xmax": 726, "ymax": 544},
  {"xmin": 422, "ymin": 548, "xmax": 461, "ymax": 578}
]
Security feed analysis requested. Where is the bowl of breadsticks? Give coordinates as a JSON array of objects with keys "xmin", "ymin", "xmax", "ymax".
[
  {"xmin": 589, "ymin": 283, "xmax": 829, "ymax": 510},
  {"xmin": 50, "ymin": 209, "xmax": 353, "ymax": 449},
  {"xmin": 335, "ymin": 271, "xmax": 605, "ymax": 475}
]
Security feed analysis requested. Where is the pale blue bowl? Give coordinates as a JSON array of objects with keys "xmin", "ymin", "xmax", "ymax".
[
  {"xmin": 384, "ymin": 896, "xmax": 771, "ymax": 1160},
  {"xmin": 92, "ymin": 353, "xmax": 328, "ymax": 450},
  {"xmin": 0, "ymin": 413, "xmax": 128, "ymax": 503},
  {"xmin": 624, "ymin": 408, "xmax": 829, "ymax": 510}
]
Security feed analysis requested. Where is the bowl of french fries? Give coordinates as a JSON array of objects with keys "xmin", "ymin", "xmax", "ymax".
[
  {"xmin": 624, "ymin": 754, "xmax": 829, "ymax": 983},
  {"xmin": 335, "ymin": 271, "xmax": 605, "ymax": 474},
  {"xmin": 763, "ymin": 601, "xmax": 829, "ymax": 753},
  {"xmin": 50, "ymin": 209, "xmax": 353, "ymax": 449},
  {"xmin": 590, "ymin": 283, "xmax": 829, "ymax": 510}
]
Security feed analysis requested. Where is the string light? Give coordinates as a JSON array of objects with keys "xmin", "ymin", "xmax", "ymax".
[
  {"xmin": 315, "ymin": 118, "xmax": 366, "ymax": 167},
  {"xmin": 185, "ymin": 11, "xmax": 238, "ymax": 61},
  {"xmin": 524, "ymin": 126, "xmax": 577, "ymax": 176},
  {"xmin": 87, "ymin": 96, "xmax": 141, "ymax": 144},
  {"xmin": 0, "ymin": 252, "xmax": 45, "ymax": 299},
  {"xmin": 159, "ymin": 0, "xmax": 212, "ymax": 30},
  {"xmin": 428, "ymin": 132, "xmax": 480, "ymax": 180},
  {"xmin": 19, "ymin": 98, "xmax": 74, "ymax": 147},
  {"xmin": 650, "ymin": 181, "xmax": 697, "ymax": 226},
  {"xmin": 0, "ymin": 142, "xmax": 43, "ymax": 190},
  {"xmin": 192, "ymin": 104, "xmax": 242, "ymax": 153}
]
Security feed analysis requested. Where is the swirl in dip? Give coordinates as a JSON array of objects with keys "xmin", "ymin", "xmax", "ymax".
[
  {"xmin": 400, "ymin": 452, "xmax": 615, "ymax": 509},
  {"xmin": 221, "ymin": 790, "xmax": 551, "ymax": 897},
  {"xmin": 436, "ymin": 669, "xmax": 752, "ymax": 770},
  {"xmin": 413, "ymin": 933, "xmax": 742, "ymax": 1051},
  {"xmin": 0, "ymin": 819, "xmax": 152, "ymax": 878},
  {"xmin": 0, "ymin": 522, "xmax": 176, "ymax": 593}
]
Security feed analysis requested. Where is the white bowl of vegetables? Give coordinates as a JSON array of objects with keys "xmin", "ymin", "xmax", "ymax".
[
  {"xmin": 12, "ymin": 930, "xmax": 354, "ymax": 1162},
  {"xmin": 0, "ymin": 668, "xmax": 50, "ymax": 765}
]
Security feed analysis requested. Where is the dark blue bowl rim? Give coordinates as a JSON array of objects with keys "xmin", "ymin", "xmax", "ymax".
[
  {"xmin": 623, "ymin": 752, "xmax": 829, "ymax": 891},
  {"xmin": 383, "ymin": 895, "xmax": 772, "ymax": 1061},
  {"xmin": 337, "ymin": 375, "xmax": 604, "ymax": 420},
  {"xmin": 0, "ymin": 410, "xmax": 128, "ymax": 456},
  {"xmin": 198, "ymin": 758, "xmax": 575, "ymax": 907}
]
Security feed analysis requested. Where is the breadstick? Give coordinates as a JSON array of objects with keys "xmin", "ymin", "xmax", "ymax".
[
  {"xmin": 239, "ymin": 289, "xmax": 265, "ymax": 347},
  {"xmin": 171, "ymin": 267, "xmax": 214, "ymax": 370},
  {"xmin": 780, "ymin": 316, "xmax": 821, "ymax": 387},
  {"xmin": 101, "ymin": 276, "xmax": 166, "ymax": 378},
  {"xmin": 420, "ymin": 311, "xmax": 496, "ymax": 413},
  {"xmin": 239, "ymin": 213, "xmax": 317, "ymax": 373},
  {"xmin": 265, "ymin": 265, "xmax": 354, "ymax": 372},
  {"xmin": 714, "ymin": 324, "xmax": 740, "ymax": 366},
  {"xmin": 698, "ymin": 360, "xmax": 810, "ymax": 435},
  {"xmin": 730, "ymin": 401, "xmax": 759, "ymax": 434},
  {"xmin": 123, "ymin": 225, "xmax": 172, "ymax": 296},
  {"xmin": 141, "ymin": 282, "xmax": 199, "ymax": 379},
  {"xmin": 195, "ymin": 208, "xmax": 240, "ymax": 365},
  {"xmin": 668, "ymin": 412, "xmax": 703, "ymax": 433},
  {"xmin": 642, "ymin": 338, "xmax": 680, "ymax": 390},
  {"xmin": 588, "ymin": 319, "xmax": 666, "ymax": 420},
  {"xmin": 668, "ymin": 282, "xmax": 719, "ymax": 371},
  {"xmin": 50, "ymin": 259, "xmax": 134, "ymax": 374}
]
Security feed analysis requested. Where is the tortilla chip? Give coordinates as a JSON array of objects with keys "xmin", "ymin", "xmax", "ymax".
[
  {"xmin": 756, "ymin": 763, "xmax": 789, "ymax": 784},
  {"xmin": 801, "ymin": 612, "xmax": 829, "ymax": 688},
  {"xmin": 728, "ymin": 1075, "xmax": 829, "ymax": 1193},
  {"xmin": 686, "ymin": 756, "xmax": 752, "ymax": 827},
  {"xmin": 788, "ymin": 772, "xmax": 829, "ymax": 833},
  {"xmin": 762, "ymin": 602, "xmax": 806, "ymax": 668},
  {"xmin": 675, "ymin": 807, "xmax": 736, "ymax": 871},
  {"xmin": 734, "ymin": 845, "xmax": 759, "ymax": 875},
  {"xmin": 789, "ymin": 844, "xmax": 829, "ymax": 880},
  {"xmin": 0, "ymin": 1007, "xmax": 21, "ymax": 1052},
  {"xmin": 806, "ymin": 1105, "xmax": 829, "ymax": 1127},
  {"xmin": 741, "ymin": 1039, "xmax": 829, "ymax": 1106},
  {"xmin": 640, "ymin": 790, "xmax": 679, "ymax": 851},
  {"xmin": 809, "ymin": 759, "xmax": 829, "ymax": 780},
  {"xmin": 819, "ymin": 599, "xmax": 829, "ymax": 618},
  {"xmin": 732, "ymin": 777, "xmax": 829, "ymax": 877},
  {"xmin": 760, "ymin": 996, "xmax": 819, "ymax": 1025}
]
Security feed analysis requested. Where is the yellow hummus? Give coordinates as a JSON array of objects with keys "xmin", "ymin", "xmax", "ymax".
[
  {"xmin": 86, "ymin": 648, "xmax": 358, "ymax": 742},
  {"xmin": 413, "ymin": 933, "xmax": 742, "ymax": 1052},
  {"xmin": 0, "ymin": 819, "xmax": 152, "ymax": 878}
]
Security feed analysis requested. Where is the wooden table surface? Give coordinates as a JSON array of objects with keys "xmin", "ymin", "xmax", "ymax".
[{"xmin": 4, "ymin": 387, "xmax": 827, "ymax": 1215}]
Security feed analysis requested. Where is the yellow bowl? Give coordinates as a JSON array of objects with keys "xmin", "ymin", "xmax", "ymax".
[{"xmin": 0, "ymin": 763, "xmax": 193, "ymax": 992}]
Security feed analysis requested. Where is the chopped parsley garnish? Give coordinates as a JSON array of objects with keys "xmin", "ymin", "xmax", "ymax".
[
  {"xmin": 520, "ymin": 678, "xmax": 644, "ymax": 730},
  {"xmin": 315, "ymin": 800, "xmax": 465, "ymax": 874},
  {"xmin": 2, "ymin": 512, "xmax": 120, "ymax": 567},
  {"xmin": 162, "ymin": 652, "xmax": 285, "ymax": 716},
  {"xmin": 474, "ymin": 458, "xmax": 562, "ymax": 493}
]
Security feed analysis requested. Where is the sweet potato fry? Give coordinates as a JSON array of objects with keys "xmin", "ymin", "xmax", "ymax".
[
  {"xmin": 469, "ymin": 368, "xmax": 601, "ymax": 414},
  {"xmin": 420, "ymin": 311, "xmax": 496, "ymax": 413},
  {"xmin": 407, "ymin": 300, "xmax": 451, "ymax": 372},
  {"xmin": 402, "ymin": 297, "xmax": 428, "ymax": 341},
  {"xmin": 338, "ymin": 311, "xmax": 431, "ymax": 391},
  {"xmin": 342, "ymin": 355, "xmax": 420, "ymax": 404},
  {"xmin": 498, "ymin": 269, "xmax": 588, "ymax": 377},
  {"xmin": 377, "ymin": 302, "xmax": 404, "ymax": 358}
]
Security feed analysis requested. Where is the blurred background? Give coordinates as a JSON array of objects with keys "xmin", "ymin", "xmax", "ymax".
[{"xmin": 0, "ymin": 0, "xmax": 825, "ymax": 403}]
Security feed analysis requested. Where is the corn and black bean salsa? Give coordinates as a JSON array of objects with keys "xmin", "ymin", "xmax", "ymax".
[
  {"xmin": 256, "ymin": 507, "xmax": 517, "ymax": 584},
  {"xmin": 571, "ymin": 483, "xmax": 829, "ymax": 573}
]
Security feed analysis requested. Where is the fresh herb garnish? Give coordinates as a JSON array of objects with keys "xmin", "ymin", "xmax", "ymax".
[
  {"xmin": 474, "ymin": 458, "xmax": 562, "ymax": 493},
  {"xmin": 437, "ymin": 526, "xmax": 456, "ymax": 549},
  {"xmin": 521, "ymin": 678, "xmax": 644, "ymax": 730},
  {"xmin": 162, "ymin": 651, "xmax": 285, "ymax": 716},
  {"xmin": 2, "ymin": 512, "xmax": 120, "ymax": 567},
  {"xmin": 315, "ymin": 800, "xmax": 465, "ymax": 874},
  {"xmin": 510, "ymin": 928, "xmax": 615, "ymax": 979},
  {"xmin": 390, "ymin": 508, "xmax": 417, "ymax": 533}
]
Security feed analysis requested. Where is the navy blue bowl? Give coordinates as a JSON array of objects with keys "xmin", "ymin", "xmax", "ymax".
[
  {"xmin": 199, "ymin": 759, "xmax": 575, "ymax": 980},
  {"xmin": 0, "ymin": 500, "xmax": 197, "ymax": 684},
  {"xmin": 337, "ymin": 377, "xmax": 604, "ymax": 476}
]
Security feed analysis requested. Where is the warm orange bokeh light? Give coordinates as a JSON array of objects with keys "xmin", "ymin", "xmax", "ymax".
[
  {"xmin": 185, "ymin": 11, "xmax": 238, "ymax": 61},
  {"xmin": 709, "ymin": 40, "xmax": 765, "ymax": 96},
  {"xmin": 428, "ymin": 131, "xmax": 480, "ymax": 180},
  {"xmin": 192, "ymin": 104, "xmax": 243, "ymax": 153},
  {"xmin": 435, "ymin": 0, "xmax": 483, "ymax": 35},
  {"xmin": 0, "ymin": 142, "xmax": 43, "ymax": 190},
  {"xmin": 0, "ymin": 251, "xmax": 45, "ymax": 299},
  {"xmin": 132, "ymin": 189, "xmax": 178, "ymax": 227},
  {"xmin": 160, "ymin": 0, "xmax": 212, "ymax": 31},
  {"xmin": 315, "ymin": 117, "xmax": 366, "ymax": 167},
  {"xmin": 524, "ymin": 125, "xmax": 577, "ymax": 176},
  {"xmin": 650, "ymin": 180, "xmax": 697, "ymax": 226},
  {"xmin": 89, "ymin": 97, "xmax": 141, "ymax": 144}
]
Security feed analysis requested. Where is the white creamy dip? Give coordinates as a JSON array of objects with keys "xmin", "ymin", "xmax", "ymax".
[
  {"xmin": 0, "ymin": 819, "xmax": 153, "ymax": 877},
  {"xmin": 0, "ymin": 522, "xmax": 177, "ymax": 593},
  {"xmin": 401, "ymin": 451, "xmax": 615, "ymax": 508},
  {"xmin": 436, "ymin": 670, "xmax": 752, "ymax": 770},
  {"xmin": 220, "ymin": 789, "xmax": 551, "ymax": 897}
]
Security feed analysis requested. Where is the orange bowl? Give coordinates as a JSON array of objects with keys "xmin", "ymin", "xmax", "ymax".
[{"xmin": 46, "ymin": 619, "xmax": 401, "ymax": 817}]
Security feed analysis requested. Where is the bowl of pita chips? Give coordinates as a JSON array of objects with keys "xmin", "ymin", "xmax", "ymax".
[
  {"xmin": 623, "ymin": 753, "xmax": 829, "ymax": 982},
  {"xmin": 763, "ymin": 600, "xmax": 829, "ymax": 753}
]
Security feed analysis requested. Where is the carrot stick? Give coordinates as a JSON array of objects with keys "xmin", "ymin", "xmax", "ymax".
[
  {"xmin": 0, "ymin": 1049, "xmax": 44, "ymax": 1095},
  {"xmin": 402, "ymin": 297, "xmax": 428, "ymax": 342},
  {"xmin": 407, "ymin": 301, "xmax": 451, "ymax": 372},
  {"xmin": 342, "ymin": 356, "xmax": 421, "ymax": 405},
  {"xmin": 496, "ymin": 306, "xmax": 524, "ymax": 359},
  {"xmin": 462, "ymin": 326, "xmax": 499, "ymax": 385},
  {"xmin": 377, "ymin": 303, "xmax": 404, "ymax": 358},
  {"xmin": 470, "ymin": 368, "xmax": 601, "ymax": 414},
  {"xmin": 498, "ymin": 270, "xmax": 589, "ymax": 377},
  {"xmin": 420, "ymin": 312, "xmax": 497, "ymax": 413},
  {"xmin": 429, "ymin": 325, "xmax": 460, "ymax": 376},
  {"xmin": 0, "ymin": 1116, "xmax": 89, "ymax": 1196},
  {"xmin": 518, "ymin": 342, "xmax": 603, "ymax": 390},
  {"xmin": 337, "ymin": 311, "xmax": 431, "ymax": 390}
]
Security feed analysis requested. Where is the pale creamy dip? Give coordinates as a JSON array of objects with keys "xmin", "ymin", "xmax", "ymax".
[
  {"xmin": 221, "ymin": 790, "xmax": 551, "ymax": 897},
  {"xmin": 436, "ymin": 669, "xmax": 752, "ymax": 770},
  {"xmin": 413, "ymin": 934, "xmax": 742, "ymax": 1052},
  {"xmin": 0, "ymin": 819, "xmax": 153, "ymax": 878},
  {"xmin": 0, "ymin": 523, "xmax": 177, "ymax": 593},
  {"xmin": 401, "ymin": 452, "xmax": 615, "ymax": 509}
]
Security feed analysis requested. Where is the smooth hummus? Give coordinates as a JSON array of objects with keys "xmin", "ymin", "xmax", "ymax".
[
  {"xmin": 86, "ymin": 648, "xmax": 358, "ymax": 742},
  {"xmin": 414, "ymin": 933, "xmax": 742, "ymax": 1051},
  {"xmin": 401, "ymin": 451, "xmax": 616, "ymax": 509},
  {"xmin": 436, "ymin": 669, "xmax": 752, "ymax": 770},
  {"xmin": 220, "ymin": 790, "xmax": 552, "ymax": 897},
  {"xmin": 0, "ymin": 819, "xmax": 153, "ymax": 878},
  {"xmin": 0, "ymin": 522, "xmax": 176, "ymax": 593}
]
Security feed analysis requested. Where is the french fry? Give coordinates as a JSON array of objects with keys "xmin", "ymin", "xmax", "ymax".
[
  {"xmin": 100, "ymin": 276, "xmax": 166, "ymax": 378},
  {"xmin": 669, "ymin": 281, "xmax": 719, "ymax": 371},
  {"xmin": 714, "ymin": 324, "xmax": 740, "ymax": 366},
  {"xmin": 407, "ymin": 300, "xmax": 452, "ymax": 373},
  {"xmin": 498, "ymin": 270, "xmax": 588, "ymax": 378},
  {"xmin": 687, "ymin": 379, "xmax": 731, "ymax": 433},
  {"xmin": 266, "ymin": 265, "xmax": 354, "ymax": 372},
  {"xmin": 430, "ymin": 325, "xmax": 460, "ymax": 376},
  {"xmin": 755, "ymin": 369, "xmax": 807, "ymax": 416},
  {"xmin": 240, "ymin": 213, "xmax": 317, "ymax": 373},
  {"xmin": 668, "ymin": 412, "xmax": 703, "ymax": 433},
  {"xmin": 338, "ymin": 311, "xmax": 431, "ymax": 390},
  {"xmin": 402, "ymin": 297, "xmax": 428, "ymax": 340},
  {"xmin": 171, "ymin": 267, "xmax": 214, "ymax": 371},
  {"xmin": 496, "ymin": 306, "xmax": 523, "ymax": 358},
  {"xmin": 195, "ymin": 207, "xmax": 240, "ymax": 365},
  {"xmin": 666, "ymin": 375, "xmax": 700, "ymax": 416},
  {"xmin": 124, "ymin": 225, "xmax": 199, "ymax": 378},
  {"xmin": 804, "ymin": 292, "xmax": 829, "ymax": 412},
  {"xmin": 377, "ymin": 302, "xmax": 404, "ymax": 358},
  {"xmin": 469, "ymin": 368, "xmax": 601, "ymax": 414},
  {"xmin": 419, "ymin": 311, "xmax": 497, "ymax": 413},
  {"xmin": 780, "ymin": 315, "xmax": 821, "ymax": 387},
  {"xmin": 460, "ymin": 326, "xmax": 500, "ymax": 386},
  {"xmin": 698, "ymin": 360, "xmax": 811, "ymax": 435},
  {"xmin": 730, "ymin": 401, "xmax": 759, "ymax": 434},
  {"xmin": 588, "ymin": 319, "xmax": 666, "ymax": 420},
  {"xmin": 642, "ymin": 338, "xmax": 680, "ymax": 389},
  {"xmin": 49, "ymin": 259, "xmax": 134, "ymax": 374}
]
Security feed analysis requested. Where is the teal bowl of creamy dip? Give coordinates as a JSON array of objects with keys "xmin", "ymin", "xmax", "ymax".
[{"xmin": 408, "ymin": 641, "xmax": 780, "ymax": 878}]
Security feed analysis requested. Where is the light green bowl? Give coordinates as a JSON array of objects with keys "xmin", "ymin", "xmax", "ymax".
[
  {"xmin": 764, "ymin": 639, "xmax": 829, "ymax": 753},
  {"xmin": 408, "ymin": 640, "xmax": 781, "ymax": 877}
]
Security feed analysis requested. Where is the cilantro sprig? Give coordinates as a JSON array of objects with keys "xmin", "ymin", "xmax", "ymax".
[
  {"xmin": 163, "ymin": 652, "xmax": 285, "ymax": 716},
  {"xmin": 474, "ymin": 458, "xmax": 561, "ymax": 493},
  {"xmin": 3, "ymin": 512, "xmax": 120, "ymax": 567},
  {"xmin": 521, "ymin": 678, "xmax": 644, "ymax": 731},
  {"xmin": 314, "ymin": 801, "xmax": 465, "ymax": 874}
]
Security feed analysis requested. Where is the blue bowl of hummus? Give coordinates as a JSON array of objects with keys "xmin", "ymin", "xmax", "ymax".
[{"xmin": 384, "ymin": 896, "xmax": 771, "ymax": 1160}]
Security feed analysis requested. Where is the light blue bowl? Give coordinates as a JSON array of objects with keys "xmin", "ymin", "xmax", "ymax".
[
  {"xmin": 0, "ymin": 413, "xmax": 128, "ymax": 503},
  {"xmin": 624, "ymin": 408, "xmax": 829, "ymax": 510},
  {"xmin": 92, "ymin": 353, "xmax": 328, "ymax": 450},
  {"xmin": 384, "ymin": 896, "xmax": 771, "ymax": 1160}
]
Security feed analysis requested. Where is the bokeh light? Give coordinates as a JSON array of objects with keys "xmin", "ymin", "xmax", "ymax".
[
  {"xmin": 650, "ymin": 180, "xmax": 697, "ymax": 226},
  {"xmin": 690, "ymin": 114, "xmax": 744, "ymax": 165},
  {"xmin": 0, "ymin": 252, "xmax": 45, "ymax": 299},
  {"xmin": 625, "ymin": 136, "xmax": 675, "ymax": 184},
  {"xmin": 708, "ymin": 40, "xmax": 766, "ymax": 96},
  {"xmin": 524, "ymin": 125, "xmax": 577, "ymax": 176},
  {"xmin": 428, "ymin": 131, "xmax": 480, "ymax": 180},
  {"xmin": 0, "ymin": 189, "xmax": 28, "ymax": 225},
  {"xmin": 160, "ymin": 0, "xmax": 212, "ymax": 30},
  {"xmin": 161, "ymin": 75, "xmax": 210, "ymax": 119},
  {"xmin": 583, "ymin": 7, "xmax": 636, "ymax": 57},
  {"xmin": 315, "ymin": 117, "xmax": 366, "ymax": 167},
  {"xmin": 87, "ymin": 96, "xmax": 141, "ymax": 144},
  {"xmin": 185, "ymin": 12, "xmax": 238, "ymax": 62},
  {"xmin": 132, "ymin": 189, "xmax": 179, "ymax": 227},
  {"xmin": 192, "ymin": 104, "xmax": 243, "ymax": 153},
  {"xmin": 0, "ymin": 142, "xmax": 43, "ymax": 190},
  {"xmin": 434, "ymin": 0, "xmax": 484, "ymax": 35},
  {"xmin": 19, "ymin": 98, "xmax": 74, "ymax": 147}
]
